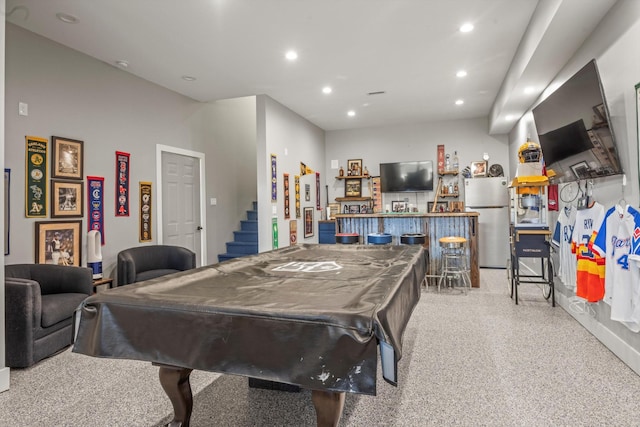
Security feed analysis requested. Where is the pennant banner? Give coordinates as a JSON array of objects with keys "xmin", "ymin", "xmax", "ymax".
[
  {"xmin": 272, "ymin": 217, "xmax": 278, "ymax": 249},
  {"xmin": 316, "ymin": 172, "xmax": 321, "ymax": 210},
  {"xmin": 139, "ymin": 181, "xmax": 152, "ymax": 242},
  {"xmin": 284, "ymin": 173, "xmax": 290, "ymax": 219},
  {"xmin": 87, "ymin": 176, "xmax": 105, "ymax": 244},
  {"xmin": 295, "ymin": 175, "xmax": 300, "ymax": 218},
  {"xmin": 26, "ymin": 136, "xmax": 48, "ymax": 217},
  {"xmin": 115, "ymin": 151, "xmax": 130, "ymax": 216},
  {"xmin": 271, "ymin": 154, "xmax": 277, "ymax": 202}
]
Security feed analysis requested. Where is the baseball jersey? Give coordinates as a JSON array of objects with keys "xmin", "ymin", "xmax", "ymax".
[
  {"xmin": 571, "ymin": 202, "xmax": 605, "ymax": 302},
  {"xmin": 591, "ymin": 205, "xmax": 640, "ymax": 332},
  {"xmin": 552, "ymin": 206, "xmax": 576, "ymax": 289}
]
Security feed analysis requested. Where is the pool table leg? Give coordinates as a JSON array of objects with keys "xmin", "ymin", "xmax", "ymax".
[
  {"xmin": 158, "ymin": 366, "xmax": 194, "ymax": 427},
  {"xmin": 311, "ymin": 390, "xmax": 345, "ymax": 427}
]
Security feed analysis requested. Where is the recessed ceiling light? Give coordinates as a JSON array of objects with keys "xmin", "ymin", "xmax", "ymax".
[
  {"xmin": 524, "ymin": 86, "xmax": 536, "ymax": 94},
  {"xmin": 56, "ymin": 12, "xmax": 78, "ymax": 24},
  {"xmin": 347, "ymin": 110, "xmax": 356, "ymax": 117},
  {"xmin": 455, "ymin": 99, "xmax": 464, "ymax": 105},
  {"xmin": 115, "ymin": 60, "xmax": 129, "ymax": 69},
  {"xmin": 456, "ymin": 70, "xmax": 468, "ymax": 78},
  {"xmin": 285, "ymin": 50, "xmax": 298, "ymax": 61},
  {"xmin": 181, "ymin": 75, "xmax": 196, "ymax": 81},
  {"xmin": 322, "ymin": 86, "xmax": 332, "ymax": 94},
  {"xmin": 459, "ymin": 22, "xmax": 474, "ymax": 33}
]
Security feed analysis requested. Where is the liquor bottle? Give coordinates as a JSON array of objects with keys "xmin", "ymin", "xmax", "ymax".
[
  {"xmin": 453, "ymin": 151, "xmax": 459, "ymax": 171},
  {"xmin": 454, "ymin": 180, "xmax": 459, "ymax": 194},
  {"xmin": 445, "ymin": 154, "xmax": 451, "ymax": 171},
  {"xmin": 339, "ymin": 166, "xmax": 344, "ymax": 177}
]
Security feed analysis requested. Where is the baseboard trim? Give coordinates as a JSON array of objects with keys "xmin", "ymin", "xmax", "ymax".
[
  {"xmin": 556, "ymin": 287, "xmax": 640, "ymax": 376},
  {"xmin": 0, "ymin": 367, "xmax": 9, "ymax": 392}
]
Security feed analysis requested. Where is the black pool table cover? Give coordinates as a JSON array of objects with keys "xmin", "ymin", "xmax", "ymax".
[{"xmin": 73, "ymin": 243, "xmax": 426, "ymax": 395}]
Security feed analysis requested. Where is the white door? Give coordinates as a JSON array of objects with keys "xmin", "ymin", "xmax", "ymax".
[{"xmin": 158, "ymin": 146, "xmax": 206, "ymax": 266}]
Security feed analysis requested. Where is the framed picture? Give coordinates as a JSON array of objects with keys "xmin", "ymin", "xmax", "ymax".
[
  {"xmin": 470, "ymin": 161, "xmax": 487, "ymax": 177},
  {"xmin": 51, "ymin": 179, "xmax": 84, "ymax": 218},
  {"xmin": 593, "ymin": 103, "xmax": 607, "ymax": 124},
  {"xmin": 35, "ymin": 220, "xmax": 82, "ymax": 266},
  {"xmin": 345, "ymin": 178, "xmax": 362, "ymax": 197},
  {"xmin": 391, "ymin": 200, "xmax": 407, "ymax": 212},
  {"xmin": 348, "ymin": 204, "xmax": 361, "ymax": 214},
  {"xmin": 347, "ymin": 159, "xmax": 362, "ymax": 177},
  {"xmin": 428, "ymin": 201, "xmax": 448, "ymax": 213},
  {"xmin": 52, "ymin": 136, "xmax": 83, "ymax": 180},
  {"xmin": 571, "ymin": 161, "xmax": 590, "ymax": 179},
  {"xmin": 304, "ymin": 206, "xmax": 314, "ymax": 238},
  {"xmin": 327, "ymin": 203, "xmax": 341, "ymax": 220}
]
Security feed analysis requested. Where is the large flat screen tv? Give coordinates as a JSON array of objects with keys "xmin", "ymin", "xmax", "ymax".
[
  {"xmin": 532, "ymin": 59, "xmax": 622, "ymax": 183},
  {"xmin": 380, "ymin": 161, "xmax": 434, "ymax": 192}
]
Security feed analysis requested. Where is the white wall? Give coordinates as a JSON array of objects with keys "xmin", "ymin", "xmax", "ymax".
[
  {"xmin": 198, "ymin": 97, "xmax": 257, "ymax": 262},
  {"xmin": 325, "ymin": 117, "xmax": 510, "ymax": 212},
  {"xmin": 509, "ymin": 0, "xmax": 640, "ymax": 373},
  {"xmin": 256, "ymin": 95, "xmax": 325, "ymax": 252}
]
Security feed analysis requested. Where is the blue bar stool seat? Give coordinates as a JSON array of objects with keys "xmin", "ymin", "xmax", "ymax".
[{"xmin": 367, "ymin": 233, "xmax": 392, "ymax": 245}]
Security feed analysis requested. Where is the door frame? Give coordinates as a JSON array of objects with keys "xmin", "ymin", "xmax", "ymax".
[{"xmin": 156, "ymin": 144, "xmax": 207, "ymax": 266}]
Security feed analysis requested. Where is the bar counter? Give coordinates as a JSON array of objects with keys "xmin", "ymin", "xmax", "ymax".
[{"xmin": 335, "ymin": 212, "xmax": 479, "ymax": 287}]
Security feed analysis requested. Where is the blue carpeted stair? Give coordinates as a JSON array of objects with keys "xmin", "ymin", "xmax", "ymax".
[{"xmin": 218, "ymin": 202, "xmax": 258, "ymax": 263}]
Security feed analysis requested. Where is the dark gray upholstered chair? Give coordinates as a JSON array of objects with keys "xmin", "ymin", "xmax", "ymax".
[
  {"xmin": 4, "ymin": 264, "xmax": 93, "ymax": 368},
  {"xmin": 117, "ymin": 245, "xmax": 196, "ymax": 286}
]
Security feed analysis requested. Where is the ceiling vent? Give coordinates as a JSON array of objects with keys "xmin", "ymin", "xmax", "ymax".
[{"xmin": 367, "ymin": 91, "xmax": 386, "ymax": 96}]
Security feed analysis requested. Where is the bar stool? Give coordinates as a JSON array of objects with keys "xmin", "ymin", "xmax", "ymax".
[
  {"xmin": 367, "ymin": 233, "xmax": 392, "ymax": 245},
  {"xmin": 335, "ymin": 233, "xmax": 359, "ymax": 244},
  {"xmin": 401, "ymin": 233, "xmax": 432, "ymax": 288},
  {"xmin": 438, "ymin": 236, "xmax": 471, "ymax": 292}
]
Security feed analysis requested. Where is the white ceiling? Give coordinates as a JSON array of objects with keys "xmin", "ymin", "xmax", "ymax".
[{"xmin": 5, "ymin": 0, "xmax": 617, "ymax": 133}]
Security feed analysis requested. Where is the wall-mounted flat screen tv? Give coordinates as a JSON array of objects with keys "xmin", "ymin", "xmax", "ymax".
[
  {"xmin": 380, "ymin": 160, "xmax": 434, "ymax": 192},
  {"xmin": 532, "ymin": 59, "xmax": 622, "ymax": 183}
]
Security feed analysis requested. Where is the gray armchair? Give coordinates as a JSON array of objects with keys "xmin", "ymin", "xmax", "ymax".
[
  {"xmin": 5, "ymin": 264, "xmax": 93, "ymax": 368},
  {"xmin": 117, "ymin": 245, "xmax": 196, "ymax": 286}
]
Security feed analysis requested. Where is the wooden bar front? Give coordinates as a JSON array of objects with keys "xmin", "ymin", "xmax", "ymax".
[{"xmin": 335, "ymin": 213, "xmax": 479, "ymax": 287}]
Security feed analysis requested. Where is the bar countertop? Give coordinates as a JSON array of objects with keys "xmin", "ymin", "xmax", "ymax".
[{"xmin": 335, "ymin": 212, "xmax": 479, "ymax": 218}]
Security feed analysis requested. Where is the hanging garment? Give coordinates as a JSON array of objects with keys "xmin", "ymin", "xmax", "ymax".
[
  {"xmin": 552, "ymin": 206, "xmax": 576, "ymax": 289},
  {"xmin": 591, "ymin": 205, "xmax": 640, "ymax": 332},
  {"xmin": 572, "ymin": 202, "xmax": 605, "ymax": 302}
]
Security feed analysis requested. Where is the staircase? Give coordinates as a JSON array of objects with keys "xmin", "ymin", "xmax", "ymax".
[{"xmin": 217, "ymin": 202, "xmax": 258, "ymax": 263}]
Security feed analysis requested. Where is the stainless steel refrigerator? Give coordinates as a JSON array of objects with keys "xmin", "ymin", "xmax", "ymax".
[{"xmin": 464, "ymin": 177, "xmax": 510, "ymax": 268}]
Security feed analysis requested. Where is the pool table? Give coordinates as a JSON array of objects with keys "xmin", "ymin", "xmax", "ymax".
[{"xmin": 73, "ymin": 243, "xmax": 426, "ymax": 426}]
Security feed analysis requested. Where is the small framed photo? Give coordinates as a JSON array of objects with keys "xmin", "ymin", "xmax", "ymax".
[
  {"xmin": 304, "ymin": 206, "xmax": 314, "ymax": 238},
  {"xmin": 470, "ymin": 161, "xmax": 487, "ymax": 177},
  {"xmin": 391, "ymin": 200, "xmax": 407, "ymax": 212},
  {"xmin": 52, "ymin": 136, "xmax": 83, "ymax": 180},
  {"xmin": 348, "ymin": 204, "xmax": 361, "ymax": 214},
  {"xmin": 593, "ymin": 103, "xmax": 607, "ymax": 124},
  {"xmin": 428, "ymin": 201, "xmax": 448, "ymax": 213},
  {"xmin": 35, "ymin": 220, "xmax": 82, "ymax": 266},
  {"xmin": 345, "ymin": 178, "xmax": 362, "ymax": 197},
  {"xmin": 327, "ymin": 203, "xmax": 341, "ymax": 220},
  {"xmin": 347, "ymin": 159, "xmax": 362, "ymax": 177},
  {"xmin": 51, "ymin": 179, "xmax": 84, "ymax": 218},
  {"xmin": 571, "ymin": 161, "xmax": 590, "ymax": 179}
]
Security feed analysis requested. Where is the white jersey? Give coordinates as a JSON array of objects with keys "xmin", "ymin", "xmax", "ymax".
[
  {"xmin": 552, "ymin": 206, "xmax": 576, "ymax": 289},
  {"xmin": 591, "ymin": 205, "xmax": 640, "ymax": 332}
]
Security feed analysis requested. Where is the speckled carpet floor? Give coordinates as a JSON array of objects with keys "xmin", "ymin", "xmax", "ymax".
[{"xmin": 2, "ymin": 269, "xmax": 640, "ymax": 426}]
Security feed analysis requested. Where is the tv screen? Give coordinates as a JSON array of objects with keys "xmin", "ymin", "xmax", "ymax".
[
  {"xmin": 532, "ymin": 59, "xmax": 622, "ymax": 183},
  {"xmin": 380, "ymin": 161, "xmax": 434, "ymax": 192}
]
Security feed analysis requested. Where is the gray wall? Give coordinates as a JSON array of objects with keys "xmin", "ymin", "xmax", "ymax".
[
  {"xmin": 510, "ymin": 0, "xmax": 640, "ymax": 373},
  {"xmin": 256, "ymin": 95, "xmax": 326, "ymax": 252},
  {"xmin": 325, "ymin": 117, "xmax": 510, "ymax": 212},
  {"xmin": 4, "ymin": 24, "xmax": 255, "ymax": 273}
]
